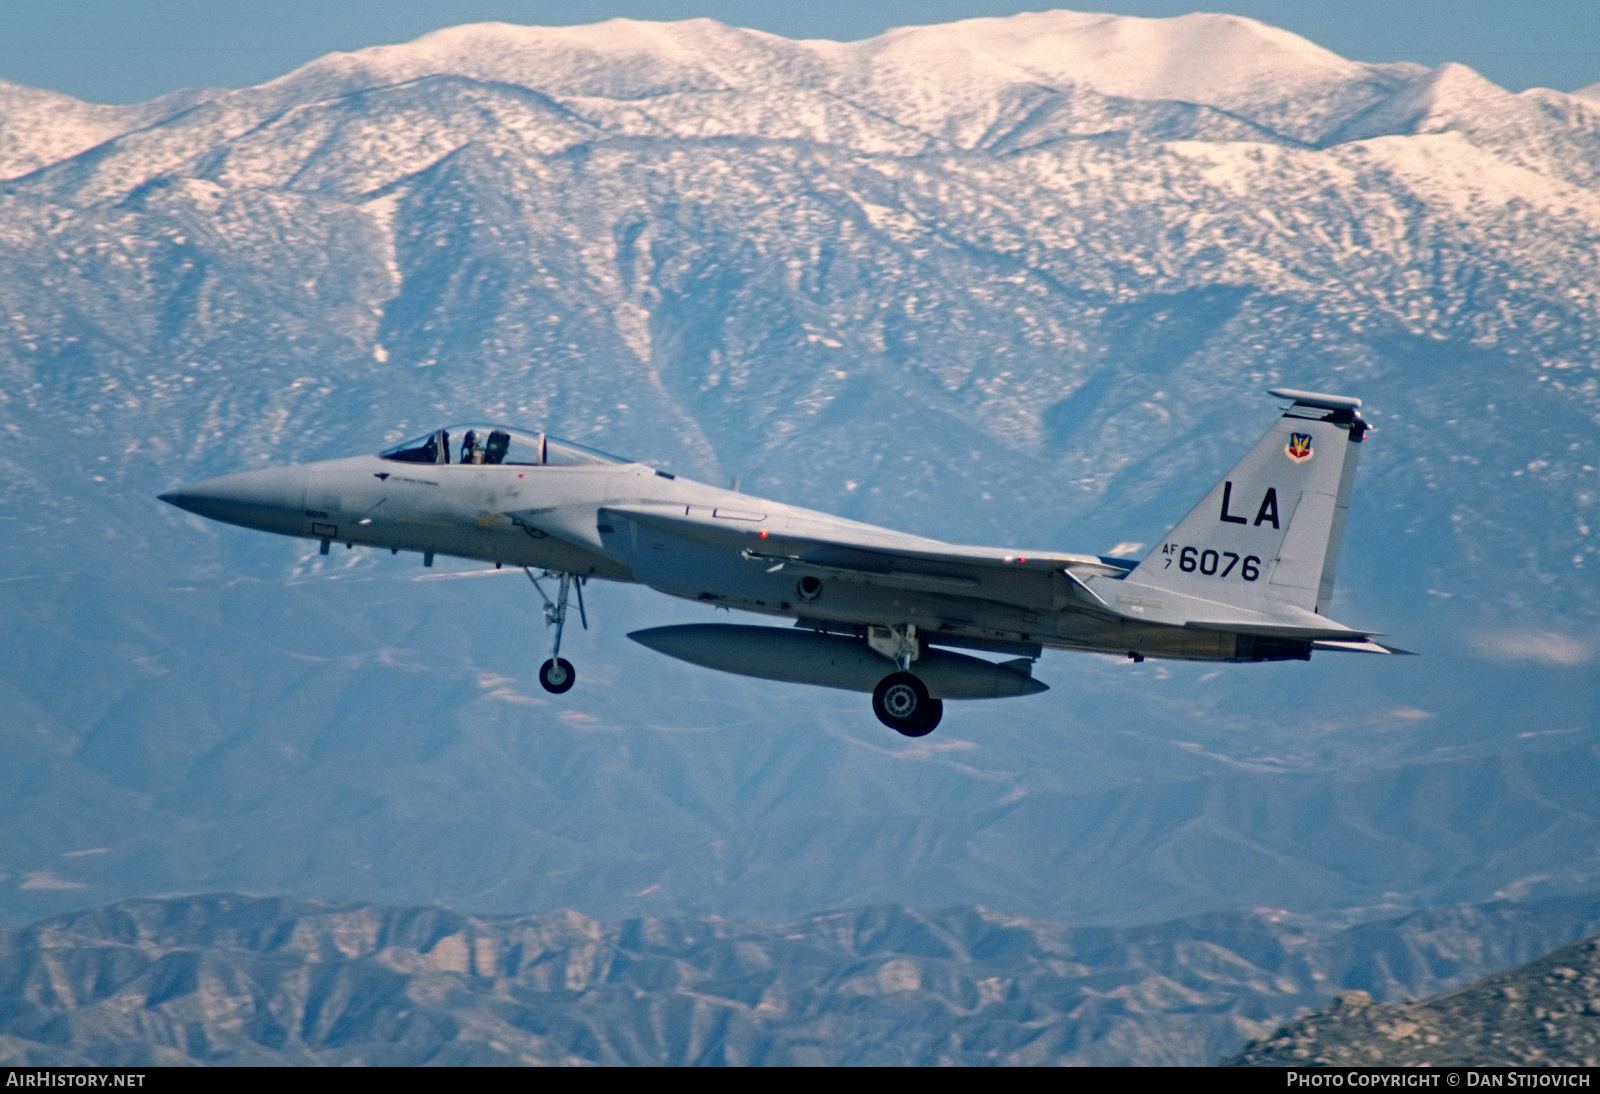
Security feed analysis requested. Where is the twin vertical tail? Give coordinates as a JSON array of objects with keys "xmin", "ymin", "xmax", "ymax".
[{"xmin": 1126, "ymin": 389, "xmax": 1367, "ymax": 616}]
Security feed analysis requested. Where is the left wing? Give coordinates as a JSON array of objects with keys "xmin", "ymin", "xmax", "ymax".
[{"xmin": 598, "ymin": 502, "xmax": 1125, "ymax": 605}]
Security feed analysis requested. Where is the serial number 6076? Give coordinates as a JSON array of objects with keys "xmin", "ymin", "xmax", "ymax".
[{"xmin": 1160, "ymin": 544, "xmax": 1261, "ymax": 581}]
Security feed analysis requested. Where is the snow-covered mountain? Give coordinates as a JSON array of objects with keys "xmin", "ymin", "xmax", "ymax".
[{"xmin": 0, "ymin": 11, "xmax": 1596, "ymax": 932}]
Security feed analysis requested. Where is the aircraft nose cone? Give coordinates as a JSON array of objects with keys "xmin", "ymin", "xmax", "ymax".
[
  {"xmin": 158, "ymin": 488, "xmax": 207, "ymax": 516},
  {"xmin": 158, "ymin": 468, "xmax": 305, "ymax": 533}
]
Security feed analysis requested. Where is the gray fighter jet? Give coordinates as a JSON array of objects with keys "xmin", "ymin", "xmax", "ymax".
[{"xmin": 160, "ymin": 388, "xmax": 1402, "ymax": 735}]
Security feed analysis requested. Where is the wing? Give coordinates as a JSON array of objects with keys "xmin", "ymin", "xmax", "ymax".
[
  {"xmin": 597, "ymin": 503, "xmax": 1395, "ymax": 647},
  {"xmin": 597, "ymin": 502, "xmax": 1126, "ymax": 605}
]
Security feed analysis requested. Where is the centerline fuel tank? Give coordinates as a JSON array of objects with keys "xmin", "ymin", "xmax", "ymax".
[{"xmin": 627, "ymin": 624, "xmax": 1048, "ymax": 700}]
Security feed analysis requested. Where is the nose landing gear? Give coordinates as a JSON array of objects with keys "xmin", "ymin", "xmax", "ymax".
[
  {"xmin": 525, "ymin": 568, "xmax": 586, "ymax": 694},
  {"xmin": 538, "ymin": 656, "xmax": 575, "ymax": 694}
]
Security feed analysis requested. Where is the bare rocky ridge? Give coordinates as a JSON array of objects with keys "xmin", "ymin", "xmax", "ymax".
[
  {"xmin": 4, "ymin": 892, "xmax": 1600, "ymax": 1066},
  {"xmin": 1227, "ymin": 933, "xmax": 1600, "ymax": 1066}
]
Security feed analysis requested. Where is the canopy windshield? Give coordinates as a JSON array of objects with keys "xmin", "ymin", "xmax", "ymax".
[{"xmin": 380, "ymin": 425, "xmax": 628, "ymax": 466}]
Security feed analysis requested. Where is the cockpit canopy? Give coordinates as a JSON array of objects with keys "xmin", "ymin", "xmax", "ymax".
[{"xmin": 379, "ymin": 425, "xmax": 628, "ymax": 467}]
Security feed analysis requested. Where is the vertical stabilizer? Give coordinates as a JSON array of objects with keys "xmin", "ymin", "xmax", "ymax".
[{"xmin": 1125, "ymin": 389, "xmax": 1367, "ymax": 615}]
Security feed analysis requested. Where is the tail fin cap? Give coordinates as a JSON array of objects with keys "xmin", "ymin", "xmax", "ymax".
[{"xmin": 1268, "ymin": 388, "xmax": 1362, "ymax": 412}]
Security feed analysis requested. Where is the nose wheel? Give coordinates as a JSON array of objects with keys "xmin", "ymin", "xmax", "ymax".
[
  {"xmin": 525, "ymin": 569, "xmax": 586, "ymax": 694},
  {"xmin": 872, "ymin": 672, "xmax": 943, "ymax": 736},
  {"xmin": 539, "ymin": 657, "xmax": 576, "ymax": 694}
]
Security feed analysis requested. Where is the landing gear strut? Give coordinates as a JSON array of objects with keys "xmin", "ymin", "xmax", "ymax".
[{"xmin": 525, "ymin": 568, "xmax": 586, "ymax": 694}]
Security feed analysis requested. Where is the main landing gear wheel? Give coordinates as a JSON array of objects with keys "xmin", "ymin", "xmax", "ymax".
[
  {"xmin": 872, "ymin": 672, "xmax": 943, "ymax": 737},
  {"xmin": 539, "ymin": 657, "xmax": 575, "ymax": 694}
]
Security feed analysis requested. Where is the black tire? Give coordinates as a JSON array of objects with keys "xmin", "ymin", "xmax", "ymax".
[
  {"xmin": 872, "ymin": 672, "xmax": 940, "ymax": 736},
  {"xmin": 539, "ymin": 657, "xmax": 575, "ymax": 694}
]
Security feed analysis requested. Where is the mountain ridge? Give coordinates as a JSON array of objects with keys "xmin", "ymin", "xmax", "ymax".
[
  {"xmin": 8, "ymin": 890, "xmax": 1600, "ymax": 1066},
  {"xmin": 11, "ymin": 11, "xmax": 1594, "ymax": 183}
]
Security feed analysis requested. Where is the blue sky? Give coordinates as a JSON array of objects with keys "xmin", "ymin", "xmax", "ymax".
[{"xmin": 1, "ymin": 1, "xmax": 1597, "ymax": 104}]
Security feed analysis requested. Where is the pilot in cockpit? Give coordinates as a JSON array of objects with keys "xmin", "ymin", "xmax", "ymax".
[{"xmin": 484, "ymin": 430, "xmax": 510, "ymax": 464}]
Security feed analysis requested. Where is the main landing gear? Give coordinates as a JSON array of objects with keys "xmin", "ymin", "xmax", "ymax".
[
  {"xmin": 867, "ymin": 623, "xmax": 943, "ymax": 736},
  {"xmin": 872, "ymin": 672, "xmax": 943, "ymax": 737},
  {"xmin": 525, "ymin": 569, "xmax": 586, "ymax": 694}
]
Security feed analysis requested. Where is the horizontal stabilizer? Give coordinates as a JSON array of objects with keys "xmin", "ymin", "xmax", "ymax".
[
  {"xmin": 1183, "ymin": 619, "xmax": 1375, "ymax": 642},
  {"xmin": 1312, "ymin": 638, "xmax": 1416, "ymax": 655}
]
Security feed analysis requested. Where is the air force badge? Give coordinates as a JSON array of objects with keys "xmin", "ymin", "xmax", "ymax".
[{"xmin": 1285, "ymin": 432, "xmax": 1314, "ymax": 463}]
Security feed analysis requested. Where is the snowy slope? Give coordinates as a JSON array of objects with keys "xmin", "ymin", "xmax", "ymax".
[{"xmin": 0, "ymin": 79, "xmax": 219, "ymax": 180}]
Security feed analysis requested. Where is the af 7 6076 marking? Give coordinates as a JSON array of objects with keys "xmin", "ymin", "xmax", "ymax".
[{"xmin": 1160, "ymin": 545, "xmax": 1262, "ymax": 580}]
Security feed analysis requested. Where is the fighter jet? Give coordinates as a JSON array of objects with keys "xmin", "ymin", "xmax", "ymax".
[{"xmin": 160, "ymin": 388, "xmax": 1401, "ymax": 735}]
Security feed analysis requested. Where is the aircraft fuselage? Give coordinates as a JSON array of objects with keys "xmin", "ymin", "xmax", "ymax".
[{"xmin": 165, "ymin": 454, "xmax": 1250, "ymax": 662}]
